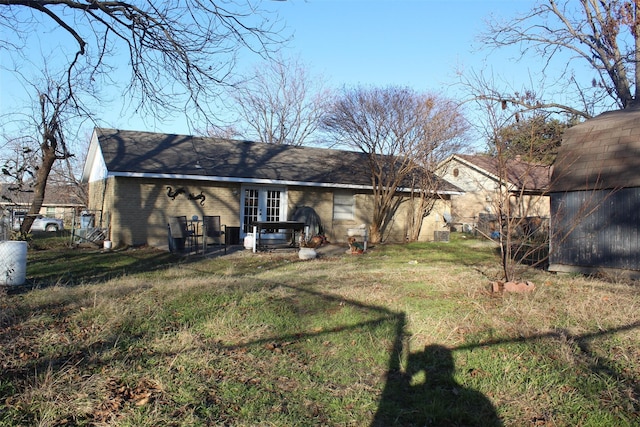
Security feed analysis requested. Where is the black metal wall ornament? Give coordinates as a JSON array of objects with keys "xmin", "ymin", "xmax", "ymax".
[
  {"xmin": 166, "ymin": 186, "xmax": 206, "ymax": 206},
  {"xmin": 188, "ymin": 191, "xmax": 206, "ymax": 206},
  {"xmin": 167, "ymin": 186, "xmax": 186, "ymax": 200}
]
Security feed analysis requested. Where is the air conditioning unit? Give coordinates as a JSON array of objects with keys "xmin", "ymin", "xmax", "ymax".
[{"xmin": 434, "ymin": 230, "xmax": 450, "ymax": 242}]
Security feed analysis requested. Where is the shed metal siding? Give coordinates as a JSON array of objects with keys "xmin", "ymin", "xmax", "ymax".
[{"xmin": 550, "ymin": 188, "xmax": 640, "ymax": 271}]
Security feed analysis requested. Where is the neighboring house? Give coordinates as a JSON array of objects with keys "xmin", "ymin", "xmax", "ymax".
[
  {"xmin": 549, "ymin": 107, "xmax": 640, "ymax": 278},
  {"xmin": 437, "ymin": 154, "xmax": 551, "ymax": 234},
  {"xmin": 81, "ymin": 128, "xmax": 462, "ymax": 249},
  {"xmin": 0, "ymin": 183, "xmax": 86, "ymax": 228}
]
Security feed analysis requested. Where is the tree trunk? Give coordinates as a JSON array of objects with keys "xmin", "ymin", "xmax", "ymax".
[
  {"xmin": 635, "ymin": 0, "xmax": 640, "ymax": 103},
  {"xmin": 19, "ymin": 144, "xmax": 56, "ymax": 234},
  {"xmin": 369, "ymin": 222, "xmax": 382, "ymax": 244}
]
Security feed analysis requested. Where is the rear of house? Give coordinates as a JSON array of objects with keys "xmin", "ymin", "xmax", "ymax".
[
  {"xmin": 83, "ymin": 128, "xmax": 460, "ymax": 250},
  {"xmin": 437, "ymin": 154, "xmax": 550, "ymax": 236}
]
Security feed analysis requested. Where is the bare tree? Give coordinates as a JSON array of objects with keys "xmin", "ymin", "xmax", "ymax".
[
  {"xmin": 1, "ymin": 1, "xmax": 283, "ymax": 120},
  {"xmin": 406, "ymin": 100, "xmax": 468, "ymax": 241},
  {"xmin": 3, "ymin": 78, "xmax": 78, "ymax": 235},
  {"xmin": 479, "ymin": 0, "xmax": 640, "ymax": 118},
  {"xmin": 203, "ymin": 124, "xmax": 244, "ymax": 140},
  {"xmin": 2, "ymin": 66, "xmax": 98, "ymax": 236},
  {"xmin": 1, "ymin": 138, "xmax": 39, "ymax": 194},
  {"xmin": 468, "ymin": 91, "xmax": 573, "ymax": 283},
  {"xmin": 1, "ymin": 0, "xmax": 283, "ymax": 235},
  {"xmin": 227, "ymin": 55, "xmax": 331, "ymax": 145},
  {"xmin": 322, "ymin": 86, "xmax": 467, "ymax": 243}
]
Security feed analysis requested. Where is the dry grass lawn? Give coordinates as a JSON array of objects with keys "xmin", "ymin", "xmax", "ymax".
[{"xmin": 1, "ymin": 234, "xmax": 638, "ymax": 426}]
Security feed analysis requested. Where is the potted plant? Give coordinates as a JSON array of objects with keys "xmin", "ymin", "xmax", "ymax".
[{"xmin": 298, "ymin": 233, "xmax": 325, "ymax": 260}]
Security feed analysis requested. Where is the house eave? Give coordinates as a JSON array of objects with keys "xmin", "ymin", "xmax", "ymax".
[
  {"xmin": 451, "ymin": 154, "xmax": 509, "ymax": 186},
  {"xmin": 445, "ymin": 154, "xmax": 548, "ymax": 193},
  {"xmin": 107, "ymin": 171, "xmax": 462, "ymax": 195},
  {"xmin": 508, "ymin": 187, "xmax": 548, "ymax": 196},
  {"xmin": 108, "ymin": 171, "xmax": 374, "ymax": 190}
]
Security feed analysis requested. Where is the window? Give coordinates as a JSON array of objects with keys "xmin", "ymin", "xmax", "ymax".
[{"xmin": 333, "ymin": 191, "xmax": 355, "ymax": 220}]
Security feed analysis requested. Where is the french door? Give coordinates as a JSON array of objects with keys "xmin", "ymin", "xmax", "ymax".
[{"xmin": 241, "ymin": 186, "xmax": 286, "ymax": 236}]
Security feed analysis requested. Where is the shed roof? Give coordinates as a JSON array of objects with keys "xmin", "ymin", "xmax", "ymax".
[
  {"xmin": 551, "ymin": 107, "xmax": 640, "ymax": 192},
  {"xmin": 85, "ymin": 128, "xmax": 461, "ymax": 193}
]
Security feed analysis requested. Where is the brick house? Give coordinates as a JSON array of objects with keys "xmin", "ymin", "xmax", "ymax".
[
  {"xmin": 437, "ymin": 154, "xmax": 551, "ymax": 234},
  {"xmin": 81, "ymin": 128, "xmax": 461, "ymax": 249}
]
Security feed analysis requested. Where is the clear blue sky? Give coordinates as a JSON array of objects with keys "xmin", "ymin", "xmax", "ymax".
[
  {"xmin": 1, "ymin": 0, "xmax": 552, "ymax": 142},
  {"xmin": 274, "ymin": 0, "xmax": 534, "ymax": 92}
]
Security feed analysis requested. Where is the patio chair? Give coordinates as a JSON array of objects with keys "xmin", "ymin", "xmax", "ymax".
[
  {"xmin": 168, "ymin": 216, "xmax": 191, "ymax": 253},
  {"xmin": 203, "ymin": 215, "xmax": 226, "ymax": 254}
]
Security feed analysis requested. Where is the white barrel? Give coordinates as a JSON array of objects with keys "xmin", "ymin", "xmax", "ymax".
[
  {"xmin": 243, "ymin": 233, "xmax": 254, "ymax": 250},
  {"xmin": 0, "ymin": 241, "xmax": 27, "ymax": 286}
]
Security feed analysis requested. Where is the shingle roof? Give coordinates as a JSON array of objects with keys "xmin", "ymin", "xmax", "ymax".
[
  {"xmin": 551, "ymin": 107, "xmax": 640, "ymax": 192},
  {"xmin": 0, "ymin": 183, "xmax": 85, "ymax": 207},
  {"xmin": 455, "ymin": 154, "xmax": 550, "ymax": 192},
  {"xmin": 92, "ymin": 128, "xmax": 461, "ymax": 193}
]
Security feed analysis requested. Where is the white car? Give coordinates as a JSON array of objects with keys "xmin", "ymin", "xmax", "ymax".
[{"xmin": 13, "ymin": 213, "xmax": 64, "ymax": 232}]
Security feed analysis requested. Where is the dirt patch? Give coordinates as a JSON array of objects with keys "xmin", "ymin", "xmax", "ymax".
[
  {"xmin": 219, "ymin": 243, "xmax": 351, "ymax": 259},
  {"xmin": 315, "ymin": 243, "xmax": 351, "ymax": 257}
]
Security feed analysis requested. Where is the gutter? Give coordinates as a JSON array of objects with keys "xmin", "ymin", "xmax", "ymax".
[{"xmin": 107, "ymin": 171, "xmax": 463, "ymax": 195}]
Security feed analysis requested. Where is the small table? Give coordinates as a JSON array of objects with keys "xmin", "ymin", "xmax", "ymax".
[
  {"xmin": 187, "ymin": 218, "xmax": 203, "ymax": 253},
  {"xmin": 251, "ymin": 221, "xmax": 306, "ymax": 252}
]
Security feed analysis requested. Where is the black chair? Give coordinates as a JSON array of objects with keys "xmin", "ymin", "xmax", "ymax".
[
  {"xmin": 203, "ymin": 215, "xmax": 226, "ymax": 254},
  {"xmin": 168, "ymin": 216, "xmax": 193, "ymax": 253}
]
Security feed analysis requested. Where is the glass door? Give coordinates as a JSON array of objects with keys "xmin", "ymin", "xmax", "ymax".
[{"xmin": 241, "ymin": 186, "xmax": 286, "ymax": 236}]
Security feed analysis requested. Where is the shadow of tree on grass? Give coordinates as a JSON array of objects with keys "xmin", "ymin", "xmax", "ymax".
[{"xmin": 3, "ymin": 249, "xmax": 639, "ymax": 426}]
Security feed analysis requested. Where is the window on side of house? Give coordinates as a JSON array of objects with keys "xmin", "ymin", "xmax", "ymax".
[{"xmin": 333, "ymin": 191, "xmax": 355, "ymax": 220}]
